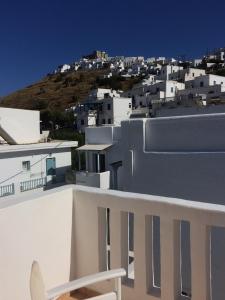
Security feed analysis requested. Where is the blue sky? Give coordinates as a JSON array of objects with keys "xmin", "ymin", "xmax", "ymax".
[{"xmin": 0, "ymin": 0, "xmax": 225, "ymax": 96}]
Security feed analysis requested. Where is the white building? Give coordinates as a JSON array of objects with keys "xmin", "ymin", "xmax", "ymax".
[
  {"xmin": 74, "ymin": 114, "xmax": 225, "ymax": 300},
  {"xmin": 157, "ymin": 65, "xmax": 183, "ymax": 80},
  {"xmin": 175, "ymin": 74, "xmax": 225, "ymax": 102},
  {"xmin": 75, "ymin": 89, "xmax": 132, "ymax": 132},
  {"xmin": 169, "ymin": 68, "xmax": 206, "ymax": 82},
  {"xmin": 185, "ymin": 74, "xmax": 225, "ymax": 89},
  {"xmin": 0, "ymin": 108, "xmax": 77, "ymax": 198}
]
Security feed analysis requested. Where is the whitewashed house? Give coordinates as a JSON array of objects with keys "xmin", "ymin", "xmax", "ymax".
[
  {"xmin": 169, "ymin": 67, "xmax": 206, "ymax": 82},
  {"xmin": 75, "ymin": 89, "xmax": 132, "ymax": 132},
  {"xmin": 157, "ymin": 65, "xmax": 183, "ymax": 80},
  {"xmin": 176, "ymin": 74, "xmax": 225, "ymax": 102},
  {"xmin": 0, "ymin": 108, "xmax": 77, "ymax": 198}
]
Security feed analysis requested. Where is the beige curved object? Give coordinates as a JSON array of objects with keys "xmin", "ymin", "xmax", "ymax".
[{"xmin": 30, "ymin": 261, "xmax": 47, "ymax": 300}]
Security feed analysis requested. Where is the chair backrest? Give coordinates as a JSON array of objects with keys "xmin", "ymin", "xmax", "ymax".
[{"xmin": 30, "ymin": 261, "xmax": 47, "ymax": 300}]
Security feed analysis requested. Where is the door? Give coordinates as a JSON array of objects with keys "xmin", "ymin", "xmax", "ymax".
[{"xmin": 46, "ymin": 158, "xmax": 56, "ymax": 176}]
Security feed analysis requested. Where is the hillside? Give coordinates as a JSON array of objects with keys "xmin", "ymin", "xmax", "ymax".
[{"xmin": 0, "ymin": 69, "xmax": 142, "ymax": 111}]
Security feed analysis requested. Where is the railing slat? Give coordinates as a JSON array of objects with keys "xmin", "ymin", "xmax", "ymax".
[{"xmin": 191, "ymin": 222, "xmax": 211, "ymax": 300}]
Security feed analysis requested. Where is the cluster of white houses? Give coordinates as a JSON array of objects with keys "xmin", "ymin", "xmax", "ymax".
[
  {"xmin": 60, "ymin": 47, "xmax": 225, "ymax": 128},
  {"xmin": 54, "ymin": 47, "xmax": 225, "ymax": 77},
  {"xmin": 71, "ymin": 66, "xmax": 225, "ymax": 131}
]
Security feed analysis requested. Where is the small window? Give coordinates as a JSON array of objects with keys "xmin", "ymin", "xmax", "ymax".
[
  {"xmin": 108, "ymin": 118, "xmax": 111, "ymax": 124},
  {"xmin": 102, "ymin": 119, "xmax": 105, "ymax": 124},
  {"xmin": 214, "ymin": 81, "xmax": 216, "ymax": 85},
  {"xmin": 107, "ymin": 103, "xmax": 111, "ymax": 110},
  {"xmin": 22, "ymin": 161, "xmax": 30, "ymax": 171},
  {"xmin": 171, "ymin": 87, "xmax": 174, "ymax": 93},
  {"xmin": 200, "ymin": 81, "xmax": 204, "ymax": 87},
  {"xmin": 81, "ymin": 119, "xmax": 84, "ymax": 125},
  {"xmin": 140, "ymin": 101, "xmax": 143, "ymax": 106},
  {"xmin": 129, "ymin": 103, "xmax": 132, "ymax": 108},
  {"xmin": 192, "ymin": 73, "xmax": 195, "ymax": 77}
]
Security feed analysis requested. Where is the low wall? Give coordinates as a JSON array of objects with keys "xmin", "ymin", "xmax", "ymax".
[{"xmin": 0, "ymin": 187, "xmax": 73, "ymax": 300}]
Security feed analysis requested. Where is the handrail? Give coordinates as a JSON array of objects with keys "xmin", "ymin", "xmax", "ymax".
[{"xmin": 47, "ymin": 269, "xmax": 126, "ymax": 300}]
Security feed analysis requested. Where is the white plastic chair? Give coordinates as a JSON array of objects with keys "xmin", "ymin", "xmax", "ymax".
[{"xmin": 30, "ymin": 261, "xmax": 126, "ymax": 300}]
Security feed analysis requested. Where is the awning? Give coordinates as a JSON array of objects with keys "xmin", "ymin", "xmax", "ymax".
[{"xmin": 76, "ymin": 144, "xmax": 112, "ymax": 151}]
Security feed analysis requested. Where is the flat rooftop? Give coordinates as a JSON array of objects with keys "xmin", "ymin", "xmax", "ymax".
[{"xmin": 0, "ymin": 140, "xmax": 78, "ymax": 153}]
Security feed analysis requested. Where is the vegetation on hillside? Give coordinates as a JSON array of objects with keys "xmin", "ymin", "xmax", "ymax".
[{"xmin": 49, "ymin": 128, "xmax": 85, "ymax": 170}]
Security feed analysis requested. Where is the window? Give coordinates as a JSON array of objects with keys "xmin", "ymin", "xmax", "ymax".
[
  {"xmin": 108, "ymin": 118, "xmax": 111, "ymax": 124},
  {"xmin": 200, "ymin": 81, "xmax": 204, "ymax": 87},
  {"xmin": 102, "ymin": 119, "xmax": 105, "ymax": 124},
  {"xmin": 22, "ymin": 161, "xmax": 30, "ymax": 171},
  {"xmin": 107, "ymin": 103, "xmax": 111, "ymax": 110},
  {"xmin": 129, "ymin": 103, "xmax": 132, "ymax": 108},
  {"xmin": 140, "ymin": 101, "xmax": 143, "ymax": 106},
  {"xmin": 81, "ymin": 119, "xmax": 84, "ymax": 125},
  {"xmin": 171, "ymin": 87, "xmax": 174, "ymax": 93},
  {"xmin": 192, "ymin": 73, "xmax": 195, "ymax": 77},
  {"xmin": 214, "ymin": 81, "xmax": 216, "ymax": 85}
]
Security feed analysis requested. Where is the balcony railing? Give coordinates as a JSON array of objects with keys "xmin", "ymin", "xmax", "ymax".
[
  {"xmin": 0, "ymin": 183, "xmax": 15, "ymax": 198},
  {"xmin": 20, "ymin": 177, "xmax": 47, "ymax": 192},
  {"xmin": 1, "ymin": 185, "xmax": 225, "ymax": 300}
]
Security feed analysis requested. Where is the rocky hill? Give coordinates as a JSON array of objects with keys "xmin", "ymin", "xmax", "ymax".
[{"xmin": 0, "ymin": 69, "xmax": 142, "ymax": 112}]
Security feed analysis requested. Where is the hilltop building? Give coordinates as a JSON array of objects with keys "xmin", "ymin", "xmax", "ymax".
[{"xmin": 83, "ymin": 50, "xmax": 109, "ymax": 60}]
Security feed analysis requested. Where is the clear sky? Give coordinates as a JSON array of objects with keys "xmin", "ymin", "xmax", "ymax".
[{"xmin": 0, "ymin": 0, "xmax": 225, "ymax": 96}]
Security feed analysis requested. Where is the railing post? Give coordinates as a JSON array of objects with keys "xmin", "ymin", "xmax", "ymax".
[
  {"xmin": 161, "ymin": 218, "xmax": 180, "ymax": 300},
  {"xmin": 190, "ymin": 222, "xmax": 211, "ymax": 300}
]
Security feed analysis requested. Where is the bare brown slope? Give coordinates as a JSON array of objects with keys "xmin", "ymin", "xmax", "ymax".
[
  {"xmin": 0, "ymin": 69, "xmax": 142, "ymax": 111},
  {"xmin": 0, "ymin": 69, "xmax": 108, "ymax": 111}
]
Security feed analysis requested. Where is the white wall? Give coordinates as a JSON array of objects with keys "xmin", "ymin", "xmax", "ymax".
[
  {"xmin": 0, "ymin": 108, "xmax": 40, "ymax": 144},
  {"xmin": 119, "ymin": 116, "xmax": 225, "ymax": 204},
  {"xmin": 112, "ymin": 98, "xmax": 132, "ymax": 125},
  {"xmin": 0, "ymin": 187, "xmax": 73, "ymax": 300}
]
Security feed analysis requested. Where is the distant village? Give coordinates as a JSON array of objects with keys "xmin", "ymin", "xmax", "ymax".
[{"xmin": 52, "ymin": 47, "xmax": 225, "ymax": 132}]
